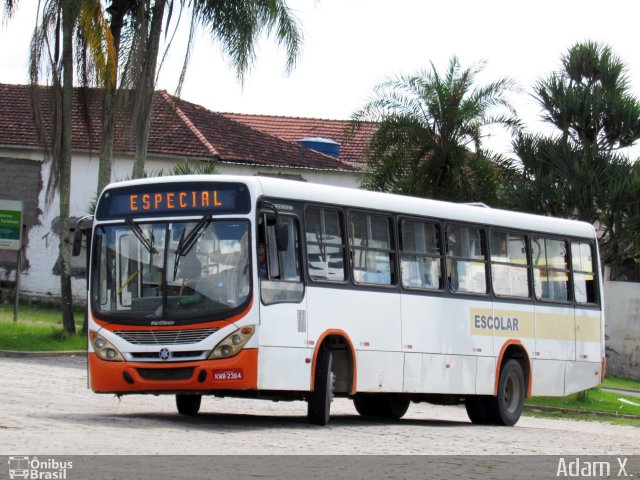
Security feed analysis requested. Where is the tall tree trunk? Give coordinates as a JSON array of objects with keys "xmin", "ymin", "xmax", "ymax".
[
  {"xmin": 97, "ymin": 1, "xmax": 129, "ymax": 197},
  {"xmin": 97, "ymin": 88, "xmax": 116, "ymax": 195},
  {"xmin": 60, "ymin": 0, "xmax": 76, "ymax": 336},
  {"xmin": 132, "ymin": 0, "xmax": 166, "ymax": 179}
]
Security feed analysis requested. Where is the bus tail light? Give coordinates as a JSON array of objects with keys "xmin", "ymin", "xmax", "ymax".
[
  {"xmin": 90, "ymin": 331, "xmax": 125, "ymax": 362},
  {"xmin": 208, "ymin": 326, "xmax": 255, "ymax": 360}
]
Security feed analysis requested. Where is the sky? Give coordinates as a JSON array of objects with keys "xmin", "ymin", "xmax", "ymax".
[{"xmin": 1, "ymin": 0, "xmax": 639, "ymax": 156}]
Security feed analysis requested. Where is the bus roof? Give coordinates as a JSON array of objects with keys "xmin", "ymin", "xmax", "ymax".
[
  {"xmin": 254, "ymin": 176, "xmax": 596, "ymax": 240},
  {"xmin": 100, "ymin": 174, "xmax": 596, "ymax": 239}
]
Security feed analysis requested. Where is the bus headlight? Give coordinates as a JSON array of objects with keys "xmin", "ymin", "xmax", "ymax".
[
  {"xmin": 208, "ymin": 326, "xmax": 255, "ymax": 359},
  {"xmin": 90, "ymin": 331, "xmax": 125, "ymax": 362}
]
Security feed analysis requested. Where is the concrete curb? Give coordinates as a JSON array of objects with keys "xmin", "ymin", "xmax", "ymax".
[
  {"xmin": 0, "ymin": 350, "xmax": 86, "ymax": 358},
  {"xmin": 601, "ymin": 387, "xmax": 640, "ymax": 398},
  {"xmin": 524, "ymin": 405, "xmax": 640, "ymax": 420}
]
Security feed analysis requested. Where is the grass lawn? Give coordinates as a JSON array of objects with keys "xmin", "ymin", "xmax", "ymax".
[
  {"xmin": 0, "ymin": 302, "xmax": 85, "ymax": 351},
  {"xmin": 602, "ymin": 375, "xmax": 640, "ymax": 393},
  {"xmin": 525, "ymin": 376, "xmax": 640, "ymax": 427},
  {"xmin": 526, "ymin": 387, "xmax": 640, "ymax": 416}
]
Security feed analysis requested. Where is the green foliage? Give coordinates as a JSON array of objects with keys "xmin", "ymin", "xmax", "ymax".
[
  {"xmin": 191, "ymin": 0, "xmax": 302, "ymax": 84},
  {"xmin": 352, "ymin": 56, "xmax": 520, "ymax": 204},
  {"xmin": 509, "ymin": 41, "xmax": 640, "ymax": 267},
  {"xmin": 576, "ymin": 389, "xmax": 590, "ymax": 402},
  {"xmin": 535, "ymin": 41, "xmax": 640, "ymax": 150},
  {"xmin": 168, "ymin": 159, "xmax": 218, "ymax": 176}
]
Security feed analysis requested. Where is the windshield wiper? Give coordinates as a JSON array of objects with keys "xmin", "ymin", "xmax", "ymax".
[
  {"xmin": 126, "ymin": 219, "xmax": 158, "ymax": 254},
  {"xmin": 173, "ymin": 215, "xmax": 212, "ymax": 280}
]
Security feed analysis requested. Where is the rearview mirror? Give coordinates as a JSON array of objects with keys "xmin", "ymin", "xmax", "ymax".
[{"xmin": 72, "ymin": 216, "xmax": 93, "ymax": 256}]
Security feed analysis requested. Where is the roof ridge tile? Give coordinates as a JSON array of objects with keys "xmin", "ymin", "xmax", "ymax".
[{"xmin": 159, "ymin": 90, "xmax": 220, "ymax": 158}]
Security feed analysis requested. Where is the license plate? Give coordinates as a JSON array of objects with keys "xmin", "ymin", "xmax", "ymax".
[{"xmin": 212, "ymin": 369, "xmax": 243, "ymax": 381}]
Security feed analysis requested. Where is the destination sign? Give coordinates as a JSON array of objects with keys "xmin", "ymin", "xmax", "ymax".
[{"xmin": 95, "ymin": 182, "xmax": 251, "ymax": 220}]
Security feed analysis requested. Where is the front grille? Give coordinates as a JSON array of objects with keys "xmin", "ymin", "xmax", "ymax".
[
  {"xmin": 114, "ymin": 328, "xmax": 218, "ymax": 345},
  {"xmin": 130, "ymin": 351, "xmax": 205, "ymax": 360},
  {"xmin": 137, "ymin": 367, "xmax": 195, "ymax": 381}
]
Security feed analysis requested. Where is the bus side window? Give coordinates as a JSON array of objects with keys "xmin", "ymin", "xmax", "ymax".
[
  {"xmin": 572, "ymin": 241, "xmax": 597, "ymax": 304},
  {"xmin": 305, "ymin": 206, "xmax": 346, "ymax": 282},
  {"xmin": 532, "ymin": 237, "xmax": 570, "ymax": 302},
  {"xmin": 260, "ymin": 215, "xmax": 304, "ymax": 305},
  {"xmin": 489, "ymin": 230, "xmax": 530, "ymax": 298},
  {"xmin": 445, "ymin": 225, "xmax": 487, "ymax": 294},
  {"xmin": 348, "ymin": 212, "xmax": 395, "ymax": 286},
  {"xmin": 399, "ymin": 219, "xmax": 442, "ymax": 290}
]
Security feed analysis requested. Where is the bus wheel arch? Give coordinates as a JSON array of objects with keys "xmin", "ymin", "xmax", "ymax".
[
  {"xmin": 495, "ymin": 341, "xmax": 531, "ymax": 399},
  {"xmin": 490, "ymin": 341, "xmax": 531, "ymax": 426},
  {"xmin": 310, "ymin": 331, "xmax": 357, "ymax": 396},
  {"xmin": 307, "ymin": 331, "xmax": 356, "ymax": 426}
]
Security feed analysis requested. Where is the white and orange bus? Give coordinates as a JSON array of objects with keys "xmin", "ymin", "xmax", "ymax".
[{"xmin": 77, "ymin": 175, "xmax": 605, "ymax": 426}]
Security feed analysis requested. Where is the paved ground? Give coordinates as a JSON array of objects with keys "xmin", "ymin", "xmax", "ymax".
[{"xmin": 0, "ymin": 356, "xmax": 638, "ymax": 456}]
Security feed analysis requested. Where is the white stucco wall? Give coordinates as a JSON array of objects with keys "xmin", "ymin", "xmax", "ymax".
[
  {"xmin": 1, "ymin": 148, "xmax": 362, "ymax": 302},
  {"xmin": 604, "ymin": 279, "xmax": 640, "ymax": 379}
]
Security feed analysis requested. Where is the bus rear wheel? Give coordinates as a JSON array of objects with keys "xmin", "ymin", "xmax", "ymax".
[
  {"xmin": 176, "ymin": 394, "xmax": 202, "ymax": 415},
  {"xmin": 490, "ymin": 359, "xmax": 525, "ymax": 426},
  {"xmin": 353, "ymin": 394, "xmax": 410, "ymax": 419},
  {"xmin": 307, "ymin": 348, "xmax": 334, "ymax": 426},
  {"xmin": 465, "ymin": 396, "xmax": 493, "ymax": 424}
]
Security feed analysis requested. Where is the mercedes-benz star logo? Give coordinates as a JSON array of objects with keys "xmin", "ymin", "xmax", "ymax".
[{"xmin": 159, "ymin": 348, "xmax": 171, "ymax": 361}]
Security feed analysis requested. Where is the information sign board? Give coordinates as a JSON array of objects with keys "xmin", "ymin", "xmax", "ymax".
[{"xmin": 0, "ymin": 199, "xmax": 23, "ymax": 251}]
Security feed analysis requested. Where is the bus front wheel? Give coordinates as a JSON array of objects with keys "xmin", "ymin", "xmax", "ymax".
[
  {"xmin": 176, "ymin": 394, "xmax": 202, "ymax": 415},
  {"xmin": 307, "ymin": 348, "xmax": 334, "ymax": 426}
]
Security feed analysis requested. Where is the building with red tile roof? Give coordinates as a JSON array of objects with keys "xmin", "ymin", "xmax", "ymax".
[
  {"xmin": 0, "ymin": 83, "xmax": 360, "ymax": 172},
  {"xmin": 221, "ymin": 112, "xmax": 375, "ymax": 168}
]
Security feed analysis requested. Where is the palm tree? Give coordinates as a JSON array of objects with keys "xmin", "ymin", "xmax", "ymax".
[
  {"xmin": 96, "ymin": 0, "xmax": 302, "ymax": 190},
  {"xmin": 118, "ymin": 0, "xmax": 303, "ymax": 179},
  {"xmin": 96, "ymin": 0, "xmax": 132, "ymax": 196},
  {"xmin": 535, "ymin": 41, "xmax": 640, "ymax": 152},
  {"xmin": 351, "ymin": 56, "xmax": 519, "ymax": 203},
  {"xmin": 3, "ymin": 0, "xmax": 112, "ymax": 335},
  {"xmin": 511, "ymin": 41, "xmax": 640, "ymax": 267}
]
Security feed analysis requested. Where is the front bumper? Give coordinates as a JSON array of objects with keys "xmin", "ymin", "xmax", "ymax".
[{"xmin": 89, "ymin": 349, "xmax": 258, "ymax": 393}]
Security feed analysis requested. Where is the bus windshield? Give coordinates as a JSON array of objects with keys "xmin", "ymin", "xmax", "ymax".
[{"xmin": 91, "ymin": 219, "xmax": 250, "ymax": 325}]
